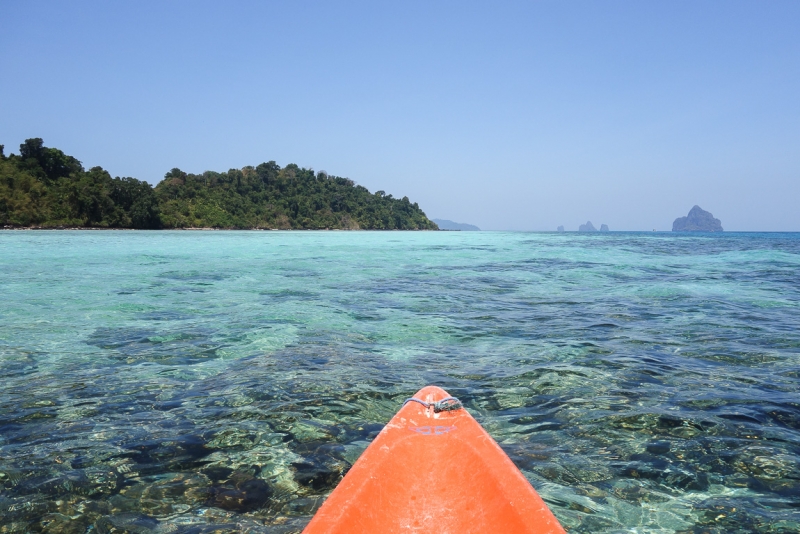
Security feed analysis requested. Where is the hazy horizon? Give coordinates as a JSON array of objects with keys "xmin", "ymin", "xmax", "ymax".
[{"xmin": 2, "ymin": 1, "xmax": 798, "ymax": 231}]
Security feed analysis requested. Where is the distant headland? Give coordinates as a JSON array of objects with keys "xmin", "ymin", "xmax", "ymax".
[
  {"xmin": 0, "ymin": 138, "xmax": 437, "ymax": 230},
  {"xmin": 432, "ymin": 219, "xmax": 480, "ymax": 231},
  {"xmin": 672, "ymin": 206, "xmax": 723, "ymax": 232}
]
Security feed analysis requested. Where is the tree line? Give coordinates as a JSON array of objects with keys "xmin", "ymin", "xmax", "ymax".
[{"xmin": 0, "ymin": 138, "xmax": 438, "ymax": 230}]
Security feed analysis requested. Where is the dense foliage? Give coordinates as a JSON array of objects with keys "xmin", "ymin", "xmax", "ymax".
[
  {"xmin": 0, "ymin": 139, "xmax": 160, "ymax": 228},
  {"xmin": 0, "ymin": 139, "xmax": 437, "ymax": 230}
]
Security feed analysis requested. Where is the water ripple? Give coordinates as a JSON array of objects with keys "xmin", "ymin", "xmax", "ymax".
[{"xmin": 0, "ymin": 231, "xmax": 799, "ymax": 532}]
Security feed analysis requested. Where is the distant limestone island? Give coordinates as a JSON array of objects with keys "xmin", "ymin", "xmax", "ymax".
[
  {"xmin": 0, "ymin": 138, "xmax": 437, "ymax": 230},
  {"xmin": 577, "ymin": 221, "xmax": 609, "ymax": 232},
  {"xmin": 432, "ymin": 219, "xmax": 480, "ymax": 231},
  {"xmin": 557, "ymin": 222, "xmax": 609, "ymax": 232},
  {"xmin": 556, "ymin": 207, "xmax": 723, "ymax": 232},
  {"xmin": 672, "ymin": 205, "xmax": 723, "ymax": 232}
]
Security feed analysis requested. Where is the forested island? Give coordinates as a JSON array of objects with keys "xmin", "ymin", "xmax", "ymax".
[{"xmin": 0, "ymin": 139, "xmax": 438, "ymax": 230}]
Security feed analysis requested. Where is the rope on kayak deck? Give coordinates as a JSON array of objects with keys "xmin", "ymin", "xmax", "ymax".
[{"xmin": 403, "ymin": 396, "xmax": 463, "ymax": 413}]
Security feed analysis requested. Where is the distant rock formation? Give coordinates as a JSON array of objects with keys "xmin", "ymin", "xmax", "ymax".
[
  {"xmin": 672, "ymin": 206, "xmax": 723, "ymax": 232},
  {"xmin": 578, "ymin": 221, "xmax": 597, "ymax": 232},
  {"xmin": 557, "ymin": 225, "xmax": 565, "ymax": 232},
  {"xmin": 600, "ymin": 224, "xmax": 609, "ymax": 232},
  {"xmin": 432, "ymin": 219, "xmax": 480, "ymax": 231}
]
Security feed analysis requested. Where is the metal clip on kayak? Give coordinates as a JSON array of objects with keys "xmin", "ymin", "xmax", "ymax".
[{"xmin": 403, "ymin": 396, "xmax": 463, "ymax": 413}]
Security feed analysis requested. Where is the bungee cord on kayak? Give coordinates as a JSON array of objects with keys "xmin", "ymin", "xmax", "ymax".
[{"xmin": 402, "ymin": 395, "xmax": 463, "ymax": 412}]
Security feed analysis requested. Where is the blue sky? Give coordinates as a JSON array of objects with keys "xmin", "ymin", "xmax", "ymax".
[{"xmin": 1, "ymin": 1, "xmax": 798, "ymax": 230}]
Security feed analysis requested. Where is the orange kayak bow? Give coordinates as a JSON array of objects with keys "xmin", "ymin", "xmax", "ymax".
[{"xmin": 303, "ymin": 385, "xmax": 566, "ymax": 534}]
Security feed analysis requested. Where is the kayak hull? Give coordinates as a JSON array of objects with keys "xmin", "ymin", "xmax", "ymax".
[{"xmin": 303, "ymin": 385, "xmax": 565, "ymax": 534}]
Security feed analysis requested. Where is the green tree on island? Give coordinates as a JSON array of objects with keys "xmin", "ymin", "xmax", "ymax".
[{"xmin": 0, "ymin": 138, "xmax": 437, "ymax": 230}]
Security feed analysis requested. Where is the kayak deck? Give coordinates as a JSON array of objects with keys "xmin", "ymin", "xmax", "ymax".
[{"xmin": 303, "ymin": 385, "xmax": 565, "ymax": 533}]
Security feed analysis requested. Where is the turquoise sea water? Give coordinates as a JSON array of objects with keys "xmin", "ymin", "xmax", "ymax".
[{"xmin": 1, "ymin": 230, "xmax": 799, "ymax": 533}]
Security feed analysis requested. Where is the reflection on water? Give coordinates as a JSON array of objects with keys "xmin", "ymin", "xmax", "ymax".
[{"xmin": 1, "ymin": 231, "xmax": 799, "ymax": 533}]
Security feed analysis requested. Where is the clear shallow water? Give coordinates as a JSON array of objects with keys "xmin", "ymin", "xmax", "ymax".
[{"xmin": 1, "ymin": 230, "xmax": 799, "ymax": 533}]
